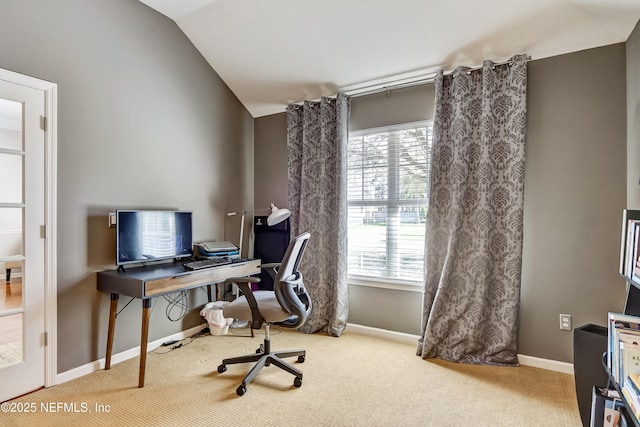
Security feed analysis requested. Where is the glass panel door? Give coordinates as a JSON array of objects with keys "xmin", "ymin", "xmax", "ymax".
[
  {"xmin": 0, "ymin": 75, "xmax": 46, "ymax": 403},
  {"xmin": 0, "ymin": 98, "xmax": 24, "ymax": 367}
]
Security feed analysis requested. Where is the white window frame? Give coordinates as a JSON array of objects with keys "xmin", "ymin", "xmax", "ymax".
[{"xmin": 347, "ymin": 120, "xmax": 433, "ymax": 291}]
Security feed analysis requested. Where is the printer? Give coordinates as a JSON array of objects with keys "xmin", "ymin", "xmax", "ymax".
[{"xmin": 195, "ymin": 241, "xmax": 240, "ymax": 259}]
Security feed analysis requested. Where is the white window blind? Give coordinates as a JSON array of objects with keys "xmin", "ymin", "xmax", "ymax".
[
  {"xmin": 347, "ymin": 122, "xmax": 432, "ymax": 284},
  {"xmin": 142, "ymin": 211, "xmax": 177, "ymax": 258}
]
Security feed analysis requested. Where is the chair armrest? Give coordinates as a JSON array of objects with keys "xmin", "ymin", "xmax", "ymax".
[
  {"xmin": 259, "ymin": 263, "xmax": 280, "ymax": 269},
  {"xmin": 224, "ymin": 276, "xmax": 262, "ymax": 329},
  {"xmin": 259, "ymin": 263, "xmax": 280, "ymax": 281}
]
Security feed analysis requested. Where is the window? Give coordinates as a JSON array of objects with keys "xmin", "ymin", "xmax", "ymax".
[{"xmin": 347, "ymin": 121, "xmax": 432, "ymax": 285}]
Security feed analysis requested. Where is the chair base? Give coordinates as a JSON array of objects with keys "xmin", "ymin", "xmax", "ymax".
[{"xmin": 217, "ymin": 335, "xmax": 305, "ymax": 396}]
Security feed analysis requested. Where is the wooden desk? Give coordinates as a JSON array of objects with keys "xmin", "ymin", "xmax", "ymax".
[{"xmin": 97, "ymin": 259, "xmax": 260, "ymax": 387}]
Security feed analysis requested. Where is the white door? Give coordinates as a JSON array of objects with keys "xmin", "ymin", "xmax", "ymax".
[{"xmin": 0, "ymin": 78, "xmax": 47, "ymax": 402}]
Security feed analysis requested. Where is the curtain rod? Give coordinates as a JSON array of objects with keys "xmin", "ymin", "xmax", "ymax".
[{"xmin": 345, "ymin": 54, "xmax": 532, "ymax": 98}]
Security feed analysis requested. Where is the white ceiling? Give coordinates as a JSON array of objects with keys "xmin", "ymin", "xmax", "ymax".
[{"xmin": 139, "ymin": 0, "xmax": 640, "ymax": 118}]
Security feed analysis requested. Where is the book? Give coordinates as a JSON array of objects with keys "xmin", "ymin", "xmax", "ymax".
[
  {"xmin": 628, "ymin": 220, "xmax": 640, "ymax": 281},
  {"xmin": 622, "ymin": 210, "xmax": 630, "ymax": 276},
  {"xmin": 616, "ymin": 329, "xmax": 640, "ymax": 383},
  {"xmin": 631, "ymin": 372, "xmax": 640, "ymax": 391},
  {"xmin": 626, "ymin": 221, "xmax": 635, "ymax": 278},
  {"xmin": 620, "ymin": 337, "xmax": 640, "ymax": 382},
  {"xmin": 626, "ymin": 219, "xmax": 634, "ymax": 277},
  {"xmin": 634, "ymin": 223, "xmax": 640, "ymax": 283},
  {"xmin": 627, "ymin": 373, "xmax": 640, "ymax": 404},
  {"xmin": 625, "ymin": 220, "xmax": 640, "ymax": 279},
  {"xmin": 608, "ymin": 313, "xmax": 640, "ymax": 384},
  {"xmin": 623, "ymin": 386, "xmax": 640, "ymax": 420},
  {"xmin": 604, "ymin": 397, "xmax": 622, "ymax": 427}
]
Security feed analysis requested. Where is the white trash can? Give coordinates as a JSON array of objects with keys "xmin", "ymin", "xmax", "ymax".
[{"xmin": 200, "ymin": 301, "xmax": 233, "ymax": 335}]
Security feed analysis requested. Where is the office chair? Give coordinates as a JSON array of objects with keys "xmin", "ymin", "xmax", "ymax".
[{"xmin": 217, "ymin": 232, "xmax": 312, "ymax": 396}]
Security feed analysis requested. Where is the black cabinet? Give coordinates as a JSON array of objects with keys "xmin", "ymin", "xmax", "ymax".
[{"xmin": 573, "ymin": 324, "xmax": 609, "ymax": 427}]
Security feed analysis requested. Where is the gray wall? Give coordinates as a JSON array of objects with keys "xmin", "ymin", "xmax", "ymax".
[
  {"xmin": 628, "ymin": 21, "xmax": 640, "ymax": 209},
  {"xmin": 253, "ymin": 113, "xmax": 288, "ymax": 216},
  {"xmin": 520, "ymin": 45, "xmax": 627, "ymax": 362},
  {"xmin": 349, "ymin": 85, "xmax": 435, "ymax": 131},
  {"xmin": 347, "ymin": 85, "xmax": 436, "ymax": 335},
  {"xmin": 0, "ymin": 0, "xmax": 254, "ymax": 373},
  {"xmin": 254, "ymin": 44, "xmax": 628, "ymax": 363}
]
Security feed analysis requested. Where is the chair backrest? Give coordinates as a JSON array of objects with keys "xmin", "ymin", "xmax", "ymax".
[{"xmin": 273, "ymin": 232, "xmax": 311, "ymax": 328}]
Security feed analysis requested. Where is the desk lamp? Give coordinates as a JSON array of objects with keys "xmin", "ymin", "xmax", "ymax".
[{"xmin": 226, "ymin": 203, "xmax": 291, "ymax": 258}]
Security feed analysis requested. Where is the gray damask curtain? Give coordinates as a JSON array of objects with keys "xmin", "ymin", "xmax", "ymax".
[
  {"xmin": 418, "ymin": 54, "xmax": 528, "ymax": 366},
  {"xmin": 286, "ymin": 94, "xmax": 350, "ymax": 337}
]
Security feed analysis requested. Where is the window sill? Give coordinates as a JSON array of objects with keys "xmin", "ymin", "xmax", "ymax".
[{"xmin": 348, "ymin": 275, "xmax": 423, "ymax": 292}]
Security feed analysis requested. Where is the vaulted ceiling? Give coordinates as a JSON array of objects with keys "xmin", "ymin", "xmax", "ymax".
[{"xmin": 139, "ymin": 0, "xmax": 640, "ymax": 118}]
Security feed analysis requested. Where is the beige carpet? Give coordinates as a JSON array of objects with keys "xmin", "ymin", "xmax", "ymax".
[{"xmin": 3, "ymin": 328, "xmax": 581, "ymax": 426}]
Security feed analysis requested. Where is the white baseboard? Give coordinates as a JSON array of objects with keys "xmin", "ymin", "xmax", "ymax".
[
  {"xmin": 55, "ymin": 323, "xmax": 207, "ymax": 385},
  {"xmin": 347, "ymin": 323, "xmax": 421, "ymax": 345},
  {"xmin": 517, "ymin": 354, "xmax": 574, "ymax": 375},
  {"xmin": 346, "ymin": 323, "xmax": 575, "ymax": 375}
]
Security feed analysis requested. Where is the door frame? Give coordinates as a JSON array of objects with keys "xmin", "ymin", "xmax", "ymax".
[{"xmin": 0, "ymin": 67, "xmax": 57, "ymax": 387}]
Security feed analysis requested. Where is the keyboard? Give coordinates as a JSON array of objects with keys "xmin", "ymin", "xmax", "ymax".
[{"xmin": 183, "ymin": 257, "xmax": 232, "ymax": 271}]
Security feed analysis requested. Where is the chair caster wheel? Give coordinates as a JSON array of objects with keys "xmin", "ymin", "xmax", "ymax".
[
  {"xmin": 297, "ymin": 355, "xmax": 305, "ymax": 363},
  {"xmin": 294, "ymin": 377, "xmax": 302, "ymax": 388},
  {"xmin": 217, "ymin": 364, "xmax": 227, "ymax": 373},
  {"xmin": 236, "ymin": 385, "xmax": 247, "ymax": 396}
]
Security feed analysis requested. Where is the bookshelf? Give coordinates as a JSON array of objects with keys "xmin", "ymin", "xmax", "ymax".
[
  {"xmin": 607, "ymin": 291, "xmax": 640, "ymax": 426},
  {"xmin": 602, "ymin": 210, "xmax": 640, "ymax": 425}
]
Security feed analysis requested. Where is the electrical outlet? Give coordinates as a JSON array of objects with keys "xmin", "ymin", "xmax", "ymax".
[{"xmin": 560, "ymin": 314, "xmax": 572, "ymax": 331}]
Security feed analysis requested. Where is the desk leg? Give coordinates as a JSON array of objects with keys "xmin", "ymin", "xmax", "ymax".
[
  {"xmin": 105, "ymin": 293, "xmax": 119, "ymax": 370},
  {"xmin": 138, "ymin": 299, "xmax": 151, "ymax": 388}
]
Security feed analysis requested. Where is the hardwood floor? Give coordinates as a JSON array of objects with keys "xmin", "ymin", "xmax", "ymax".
[{"xmin": 1, "ymin": 271, "xmax": 22, "ymax": 346}]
